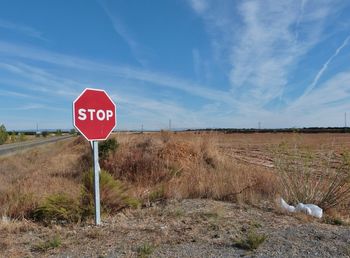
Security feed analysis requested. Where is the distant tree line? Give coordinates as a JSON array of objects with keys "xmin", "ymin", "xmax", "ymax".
[
  {"xmin": 186, "ymin": 127, "xmax": 350, "ymax": 134},
  {"xmin": 0, "ymin": 125, "xmax": 79, "ymax": 145}
]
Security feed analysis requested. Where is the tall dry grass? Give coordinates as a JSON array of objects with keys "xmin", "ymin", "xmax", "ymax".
[
  {"xmin": 0, "ymin": 137, "xmax": 91, "ymax": 218},
  {"xmin": 102, "ymin": 133, "xmax": 278, "ymax": 204},
  {"xmin": 273, "ymin": 143, "xmax": 350, "ymax": 211},
  {"xmin": 2, "ymin": 131, "xmax": 349, "ymax": 222}
]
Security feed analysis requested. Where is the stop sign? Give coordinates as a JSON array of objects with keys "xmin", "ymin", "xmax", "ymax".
[{"xmin": 73, "ymin": 88, "xmax": 116, "ymax": 141}]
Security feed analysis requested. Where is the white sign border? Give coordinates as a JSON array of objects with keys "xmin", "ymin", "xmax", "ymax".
[{"xmin": 72, "ymin": 88, "xmax": 117, "ymax": 141}]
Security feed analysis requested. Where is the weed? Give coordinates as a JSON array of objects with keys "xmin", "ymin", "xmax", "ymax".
[
  {"xmin": 174, "ymin": 208, "xmax": 184, "ymax": 218},
  {"xmin": 200, "ymin": 211, "xmax": 219, "ymax": 220},
  {"xmin": 85, "ymin": 229, "xmax": 103, "ymax": 239},
  {"xmin": 81, "ymin": 169, "xmax": 139, "ymax": 215},
  {"xmin": 148, "ymin": 185, "xmax": 165, "ymax": 202},
  {"xmin": 324, "ymin": 216, "xmax": 346, "ymax": 226},
  {"xmin": 160, "ymin": 130, "xmax": 171, "ymax": 143},
  {"xmin": 31, "ymin": 235, "xmax": 61, "ymax": 252},
  {"xmin": 273, "ymin": 145, "xmax": 350, "ymax": 210},
  {"xmin": 32, "ymin": 193, "xmax": 82, "ymax": 224},
  {"xmin": 99, "ymin": 138, "xmax": 119, "ymax": 160},
  {"xmin": 137, "ymin": 243, "xmax": 155, "ymax": 258},
  {"xmin": 344, "ymin": 245, "xmax": 350, "ymax": 256},
  {"xmin": 250, "ymin": 220, "xmax": 262, "ymax": 228},
  {"xmin": 234, "ymin": 229, "xmax": 267, "ymax": 251}
]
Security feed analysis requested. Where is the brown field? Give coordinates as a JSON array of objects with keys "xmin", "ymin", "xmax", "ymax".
[{"xmin": 0, "ymin": 132, "xmax": 349, "ymax": 257}]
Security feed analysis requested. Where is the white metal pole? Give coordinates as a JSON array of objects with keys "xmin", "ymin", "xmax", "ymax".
[{"xmin": 93, "ymin": 141, "xmax": 101, "ymax": 225}]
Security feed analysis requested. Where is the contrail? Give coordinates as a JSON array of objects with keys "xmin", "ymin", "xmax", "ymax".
[{"xmin": 291, "ymin": 35, "xmax": 350, "ymax": 108}]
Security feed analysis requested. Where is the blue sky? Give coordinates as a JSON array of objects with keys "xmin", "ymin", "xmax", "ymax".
[{"xmin": 1, "ymin": 0, "xmax": 350, "ymax": 130}]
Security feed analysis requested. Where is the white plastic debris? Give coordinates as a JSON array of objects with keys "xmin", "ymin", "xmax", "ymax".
[
  {"xmin": 280, "ymin": 198, "xmax": 323, "ymax": 218},
  {"xmin": 280, "ymin": 198, "xmax": 296, "ymax": 212}
]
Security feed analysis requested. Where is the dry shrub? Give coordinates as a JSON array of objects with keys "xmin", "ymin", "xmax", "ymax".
[
  {"xmin": 0, "ymin": 218, "xmax": 35, "ymax": 234},
  {"xmin": 0, "ymin": 189, "xmax": 37, "ymax": 219},
  {"xmin": 0, "ymin": 136, "xmax": 91, "ymax": 219},
  {"xmin": 103, "ymin": 137, "xmax": 171, "ymax": 185},
  {"xmin": 103, "ymin": 134, "xmax": 278, "ymax": 204},
  {"xmin": 0, "ymin": 132, "xmax": 282, "ymax": 220},
  {"xmin": 273, "ymin": 144, "xmax": 350, "ymax": 210}
]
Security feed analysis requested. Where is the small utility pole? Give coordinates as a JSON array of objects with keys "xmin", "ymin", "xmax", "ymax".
[{"xmin": 345, "ymin": 112, "xmax": 347, "ymax": 128}]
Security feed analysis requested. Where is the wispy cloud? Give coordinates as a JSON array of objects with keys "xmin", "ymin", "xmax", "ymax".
[
  {"xmin": 189, "ymin": 0, "xmax": 208, "ymax": 14},
  {"xmin": 0, "ymin": 40, "xmax": 234, "ymax": 105},
  {"xmin": 0, "ymin": 58, "xmax": 206, "ymax": 129},
  {"xmin": 98, "ymin": 1, "xmax": 150, "ymax": 66},
  {"xmin": 290, "ymin": 71, "xmax": 350, "ymax": 112},
  {"xmin": 0, "ymin": 89, "xmax": 33, "ymax": 98},
  {"xmin": 188, "ymin": 0, "xmax": 345, "ymax": 108},
  {"xmin": 0, "ymin": 62, "xmax": 81, "ymax": 98},
  {"xmin": 295, "ymin": 35, "xmax": 350, "ymax": 103},
  {"xmin": 0, "ymin": 104, "xmax": 67, "ymax": 111},
  {"xmin": 186, "ymin": 0, "xmax": 350, "ymax": 127},
  {"xmin": 0, "ymin": 19, "xmax": 46, "ymax": 41},
  {"xmin": 2, "ymin": 0, "xmax": 350, "ymax": 129},
  {"xmin": 230, "ymin": 0, "xmax": 331, "ymax": 104}
]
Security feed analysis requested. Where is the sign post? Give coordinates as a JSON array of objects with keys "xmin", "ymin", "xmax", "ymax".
[
  {"xmin": 93, "ymin": 141, "xmax": 101, "ymax": 225},
  {"xmin": 73, "ymin": 88, "xmax": 116, "ymax": 225}
]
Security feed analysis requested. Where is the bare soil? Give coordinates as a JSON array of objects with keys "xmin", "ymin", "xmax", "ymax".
[{"xmin": 1, "ymin": 199, "xmax": 349, "ymax": 258}]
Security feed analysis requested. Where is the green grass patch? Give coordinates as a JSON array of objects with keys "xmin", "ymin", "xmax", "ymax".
[
  {"xmin": 234, "ymin": 229, "xmax": 267, "ymax": 251},
  {"xmin": 82, "ymin": 169, "xmax": 140, "ymax": 216},
  {"xmin": 32, "ymin": 193, "xmax": 82, "ymax": 224},
  {"xmin": 137, "ymin": 243, "xmax": 155, "ymax": 258},
  {"xmin": 31, "ymin": 235, "xmax": 61, "ymax": 252}
]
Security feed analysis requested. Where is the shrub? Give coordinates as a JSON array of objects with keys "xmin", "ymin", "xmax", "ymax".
[
  {"xmin": 1, "ymin": 192, "xmax": 37, "ymax": 219},
  {"xmin": 234, "ymin": 229, "xmax": 267, "ymax": 250},
  {"xmin": 273, "ymin": 145, "xmax": 350, "ymax": 210},
  {"xmin": 19, "ymin": 133, "xmax": 26, "ymax": 142},
  {"xmin": 148, "ymin": 185, "xmax": 166, "ymax": 202},
  {"xmin": 0, "ymin": 124, "xmax": 8, "ymax": 144},
  {"xmin": 99, "ymin": 138, "xmax": 119, "ymax": 160},
  {"xmin": 10, "ymin": 131, "xmax": 16, "ymax": 142},
  {"xmin": 81, "ymin": 169, "xmax": 140, "ymax": 215},
  {"xmin": 41, "ymin": 131, "xmax": 48, "ymax": 137},
  {"xmin": 32, "ymin": 193, "xmax": 82, "ymax": 224},
  {"xmin": 137, "ymin": 243, "xmax": 155, "ymax": 258},
  {"xmin": 104, "ymin": 138, "xmax": 170, "ymax": 185},
  {"xmin": 31, "ymin": 235, "xmax": 61, "ymax": 252},
  {"xmin": 103, "ymin": 135, "xmax": 277, "ymax": 204}
]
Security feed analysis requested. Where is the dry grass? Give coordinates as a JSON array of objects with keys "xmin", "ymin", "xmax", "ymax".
[
  {"xmin": 273, "ymin": 143, "xmax": 350, "ymax": 211},
  {"xmin": 1, "ymin": 131, "xmax": 350, "ymax": 222},
  {"xmin": 103, "ymin": 133, "xmax": 278, "ymax": 204},
  {"xmin": 0, "ymin": 137, "xmax": 91, "ymax": 218}
]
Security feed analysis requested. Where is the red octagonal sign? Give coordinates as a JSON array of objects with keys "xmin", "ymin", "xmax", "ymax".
[{"xmin": 73, "ymin": 88, "xmax": 116, "ymax": 141}]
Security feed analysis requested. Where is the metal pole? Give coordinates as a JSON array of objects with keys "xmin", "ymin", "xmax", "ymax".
[
  {"xmin": 93, "ymin": 141, "xmax": 101, "ymax": 225},
  {"xmin": 345, "ymin": 112, "xmax": 347, "ymax": 128}
]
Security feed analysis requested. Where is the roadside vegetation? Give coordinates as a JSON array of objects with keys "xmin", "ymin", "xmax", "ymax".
[
  {"xmin": 1, "ymin": 132, "xmax": 350, "ymax": 257},
  {"xmin": 0, "ymin": 124, "xmax": 8, "ymax": 145},
  {"xmin": 273, "ymin": 143, "xmax": 350, "ymax": 211},
  {"xmin": 0, "ymin": 132, "xmax": 349, "ymax": 225}
]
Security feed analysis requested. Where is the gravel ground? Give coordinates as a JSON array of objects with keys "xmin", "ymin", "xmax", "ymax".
[{"xmin": 1, "ymin": 199, "xmax": 349, "ymax": 257}]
